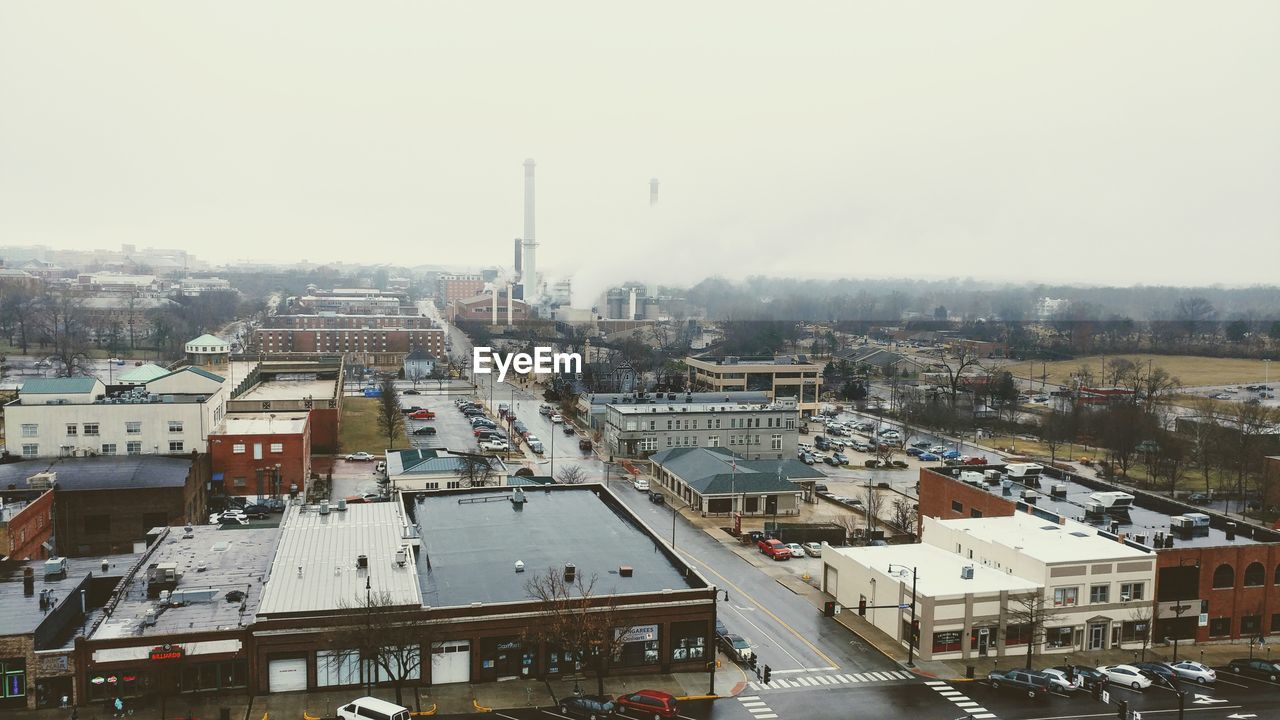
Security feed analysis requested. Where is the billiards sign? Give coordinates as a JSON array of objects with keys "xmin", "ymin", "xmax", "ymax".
[{"xmin": 149, "ymin": 644, "xmax": 185, "ymax": 661}]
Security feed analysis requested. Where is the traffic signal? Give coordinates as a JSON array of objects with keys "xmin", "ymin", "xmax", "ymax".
[
  {"xmin": 748, "ymin": 656, "xmax": 757, "ymax": 670},
  {"xmin": 763, "ymin": 665, "xmax": 772, "ymax": 684},
  {"xmin": 1116, "ymin": 699, "xmax": 1128, "ymax": 720},
  {"xmin": 858, "ymin": 598, "xmax": 867, "ymax": 617}
]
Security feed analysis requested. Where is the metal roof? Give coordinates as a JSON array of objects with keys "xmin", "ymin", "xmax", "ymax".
[
  {"xmin": 259, "ymin": 502, "xmax": 421, "ymax": 616},
  {"xmin": 413, "ymin": 487, "xmax": 700, "ymax": 607},
  {"xmin": 650, "ymin": 447, "xmax": 824, "ymax": 495},
  {"xmin": 117, "ymin": 363, "xmax": 171, "ymax": 383},
  {"xmin": 19, "ymin": 377, "xmax": 100, "ymax": 394}
]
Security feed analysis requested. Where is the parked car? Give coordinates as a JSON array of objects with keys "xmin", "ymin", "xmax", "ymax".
[
  {"xmin": 550, "ymin": 414, "xmax": 564, "ymax": 423},
  {"xmin": 412, "ymin": 426, "xmax": 437, "ymax": 435},
  {"xmin": 803, "ymin": 542, "xmax": 822, "ymax": 557},
  {"xmin": 563, "ymin": 424, "xmax": 576, "ymax": 436},
  {"xmin": 408, "ymin": 410, "xmax": 436, "ymax": 420},
  {"xmin": 479, "ymin": 439, "xmax": 509, "ymax": 451},
  {"xmin": 1167, "ymin": 660, "xmax": 1216, "ymax": 685},
  {"xmin": 987, "ymin": 669, "xmax": 1050, "ymax": 699},
  {"xmin": 831, "ymin": 452, "xmax": 848, "ymax": 465},
  {"xmin": 616, "ymin": 689, "xmax": 678, "ymax": 719},
  {"xmin": 579, "ymin": 438, "xmax": 593, "ymax": 451},
  {"xmin": 1049, "ymin": 665, "xmax": 1106, "ymax": 689},
  {"xmin": 338, "ymin": 697, "xmax": 411, "ymax": 720},
  {"xmin": 539, "ymin": 405, "xmax": 554, "ymax": 416},
  {"xmin": 941, "ymin": 449, "xmax": 961, "ymax": 459},
  {"xmin": 527, "ymin": 437, "xmax": 545, "ymax": 454},
  {"xmin": 962, "ymin": 456, "xmax": 987, "ymax": 465},
  {"xmin": 558, "ymin": 694, "xmax": 617, "ymax": 719},
  {"xmin": 757, "ymin": 539, "xmax": 790, "ymax": 560},
  {"xmin": 345, "ymin": 452, "xmax": 373, "ymax": 462},
  {"xmin": 906, "ymin": 447, "xmax": 924, "ymax": 457},
  {"xmin": 718, "ymin": 634, "xmax": 754, "ymax": 663},
  {"xmin": 633, "ymin": 478, "xmax": 650, "ymax": 491},
  {"xmin": 648, "ymin": 491, "xmax": 665, "ymax": 505},
  {"xmin": 261, "ymin": 497, "xmax": 286, "ymax": 513},
  {"xmin": 785, "ymin": 542, "xmax": 806, "ymax": 558},
  {"xmin": 1187, "ymin": 492, "xmax": 1211, "ymax": 504},
  {"xmin": 403, "ymin": 389, "xmax": 420, "ymax": 395},
  {"xmin": 1098, "ymin": 664, "xmax": 1152, "ymax": 689},
  {"xmin": 1227, "ymin": 658, "xmax": 1280, "ymax": 682},
  {"xmin": 929, "ymin": 445, "xmax": 946, "ymax": 454},
  {"xmin": 1133, "ymin": 662, "xmax": 1180, "ymax": 688},
  {"xmin": 1035, "ymin": 667, "xmax": 1082, "ymax": 693},
  {"xmin": 918, "ymin": 452, "xmax": 940, "ymax": 462},
  {"xmin": 800, "ymin": 452, "xmax": 815, "ymax": 465},
  {"xmin": 911, "ymin": 441, "xmax": 931, "ymax": 450}
]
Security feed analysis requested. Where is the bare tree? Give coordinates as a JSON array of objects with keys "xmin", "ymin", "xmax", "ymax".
[
  {"xmin": 933, "ymin": 349, "xmax": 984, "ymax": 410},
  {"xmin": 523, "ymin": 567, "xmax": 638, "ymax": 696},
  {"xmin": 888, "ymin": 496, "xmax": 918, "ymax": 537},
  {"xmin": 1226, "ymin": 402, "xmax": 1279, "ymax": 514},
  {"xmin": 556, "ymin": 465, "xmax": 588, "ymax": 485},
  {"xmin": 327, "ymin": 590, "xmax": 429, "ymax": 707},
  {"xmin": 374, "ymin": 377, "xmax": 405, "ymax": 450},
  {"xmin": 1127, "ymin": 602, "xmax": 1153, "ymax": 662},
  {"xmin": 1005, "ymin": 593, "xmax": 1061, "ymax": 668},
  {"xmin": 862, "ymin": 484, "xmax": 885, "ymax": 535},
  {"xmin": 1042, "ymin": 409, "xmax": 1070, "ymax": 465},
  {"xmin": 456, "ymin": 453, "xmax": 497, "ymax": 487},
  {"xmin": 1188, "ymin": 398, "xmax": 1220, "ymax": 495}
]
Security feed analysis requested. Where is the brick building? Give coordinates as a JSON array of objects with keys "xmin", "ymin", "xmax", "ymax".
[
  {"xmin": 209, "ymin": 414, "xmax": 311, "ymax": 498},
  {"xmin": 226, "ymin": 360, "xmax": 343, "ymax": 453},
  {"xmin": 0, "ymin": 489, "xmax": 54, "ymax": 562},
  {"xmin": 919, "ymin": 463, "xmax": 1280, "ymax": 649},
  {"xmin": 252, "ymin": 327, "xmax": 445, "ymax": 366},
  {"xmin": 0, "ymin": 456, "xmax": 210, "ymax": 557},
  {"xmin": 263, "ymin": 314, "xmax": 434, "ymax": 330},
  {"xmin": 436, "ymin": 273, "xmax": 485, "ymax": 306},
  {"xmin": 446, "ymin": 292, "xmax": 530, "ymax": 325}
]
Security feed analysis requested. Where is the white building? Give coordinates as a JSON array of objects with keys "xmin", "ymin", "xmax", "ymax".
[
  {"xmin": 924, "ymin": 513, "xmax": 1157, "ymax": 655},
  {"xmin": 5, "ymin": 368, "xmax": 229, "ymax": 459},
  {"xmin": 823, "ymin": 543, "xmax": 1040, "ymax": 662}
]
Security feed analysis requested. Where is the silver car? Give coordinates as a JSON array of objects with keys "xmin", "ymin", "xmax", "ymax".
[{"xmin": 1167, "ymin": 660, "xmax": 1216, "ymax": 684}]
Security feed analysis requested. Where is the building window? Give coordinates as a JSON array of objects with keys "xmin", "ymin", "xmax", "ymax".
[
  {"xmin": 1271, "ymin": 613, "xmax": 1280, "ymax": 634},
  {"xmin": 931, "ymin": 630, "xmax": 963, "ymax": 654},
  {"xmin": 126, "ymin": 441, "xmax": 142, "ymax": 455},
  {"xmin": 233, "ymin": 476, "xmax": 246, "ymax": 488},
  {"xmin": 951, "ymin": 501, "xmax": 963, "ymax": 513},
  {"xmin": 21, "ymin": 424, "xmax": 37, "ymax": 437},
  {"xmin": 669, "ymin": 620, "xmax": 707, "ymax": 662},
  {"xmin": 1209, "ymin": 617, "xmax": 1231, "ymax": 637},
  {"xmin": 1120, "ymin": 620, "xmax": 1149, "ymax": 643},
  {"xmin": 21, "ymin": 444, "xmax": 38, "ymax": 458},
  {"xmin": 707, "ymin": 436, "xmax": 719, "ymax": 447},
  {"xmin": 970, "ymin": 509, "xmax": 983, "ymax": 518},
  {"xmin": 270, "ymin": 443, "xmax": 284, "ymax": 453},
  {"xmin": 771, "ymin": 434, "xmax": 782, "ymax": 450},
  {"xmin": 0, "ymin": 659, "xmax": 26, "ymax": 700},
  {"xmin": 233, "ymin": 444, "xmax": 246, "ymax": 454},
  {"xmin": 84, "ymin": 515, "xmax": 111, "ymax": 534},
  {"xmin": 666, "ymin": 436, "xmax": 673, "ymax": 448},
  {"xmin": 168, "ymin": 421, "xmax": 184, "ymax": 433},
  {"xmin": 66, "ymin": 424, "xmax": 77, "ymax": 436},
  {"xmin": 169, "ymin": 441, "xmax": 184, "ymax": 453},
  {"xmin": 1046, "ymin": 626, "xmax": 1075, "ymax": 649},
  {"xmin": 1212, "ymin": 564, "xmax": 1235, "ymax": 589},
  {"xmin": 1242, "ymin": 615, "xmax": 1262, "ymax": 635},
  {"xmin": 1052, "ymin": 587, "xmax": 1079, "ymax": 607},
  {"xmin": 84, "ymin": 423, "xmax": 99, "ymax": 436},
  {"xmin": 316, "ymin": 650, "xmax": 361, "ymax": 687},
  {"xmin": 639, "ymin": 437, "xmax": 656, "ymax": 452},
  {"xmin": 1120, "ymin": 582, "xmax": 1144, "ymax": 601},
  {"xmin": 126, "ymin": 421, "xmax": 141, "ymax": 434},
  {"xmin": 101, "ymin": 443, "xmax": 117, "ymax": 455},
  {"xmin": 1090, "ymin": 585, "xmax": 1110, "ymax": 604},
  {"xmin": 1244, "ymin": 562, "xmax": 1265, "ymax": 587}
]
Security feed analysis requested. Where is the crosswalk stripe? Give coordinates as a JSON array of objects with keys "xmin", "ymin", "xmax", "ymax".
[
  {"xmin": 874, "ymin": 672, "xmax": 893, "ymax": 681},
  {"xmin": 938, "ymin": 690, "xmax": 962, "ymax": 697},
  {"xmin": 814, "ymin": 676, "xmax": 832, "ymax": 685},
  {"xmin": 924, "ymin": 680, "xmax": 947, "ymax": 686},
  {"xmin": 896, "ymin": 670, "xmax": 915, "ymax": 679},
  {"xmin": 797, "ymin": 677, "xmax": 815, "ymax": 686},
  {"xmin": 955, "ymin": 701, "xmax": 979, "ymax": 707},
  {"xmin": 774, "ymin": 679, "xmax": 791, "ymax": 688},
  {"xmin": 754, "ymin": 715, "xmax": 777, "ymax": 719},
  {"xmin": 747, "ymin": 682, "xmax": 760, "ymax": 691},
  {"xmin": 972, "ymin": 715, "xmax": 996, "ymax": 720},
  {"xmin": 828, "ymin": 675, "xmax": 847, "ymax": 683},
  {"xmin": 741, "ymin": 701, "xmax": 766, "ymax": 707},
  {"xmin": 854, "ymin": 673, "xmax": 870, "ymax": 682},
  {"xmin": 747, "ymin": 709, "xmax": 773, "ymax": 715},
  {"xmin": 738, "ymin": 696, "xmax": 760, "ymax": 701}
]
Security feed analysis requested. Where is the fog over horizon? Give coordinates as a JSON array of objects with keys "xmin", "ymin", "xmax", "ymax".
[{"xmin": 2, "ymin": 1, "xmax": 1278, "ymax": 300}]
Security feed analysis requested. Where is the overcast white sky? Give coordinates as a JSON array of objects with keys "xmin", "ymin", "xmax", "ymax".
[{"xmin": 1, "ymin": 2, "xmax": 1277, "ymax": 300}]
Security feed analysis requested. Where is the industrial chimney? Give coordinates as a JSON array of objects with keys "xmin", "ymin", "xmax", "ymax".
[{"xmin": 520, "ymin": 159, "xmax": 538, "ymax": 301}]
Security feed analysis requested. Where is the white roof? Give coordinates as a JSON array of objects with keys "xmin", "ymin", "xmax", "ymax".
[
  {"xmin": 259, "ymin": 502, "xmax": 421, "ymax": 615},
  {"xmin": 214, "ymin": 414, "xmax": 308, "ymax": 436},
  {"xmin": 831, "ymin": 544, "xmax": 1040, "ymax": 598},
  {"xmin": 610, "ymin": 401, "xmax": 793, "ymax": 415},
  {"xmin": 932, "ymin": 512, "xmax": 1152, "ymax": 564}
]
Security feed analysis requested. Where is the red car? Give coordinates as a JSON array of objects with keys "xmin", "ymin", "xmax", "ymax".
[
  {"xmin": 757, "ymin": 538, "xmax": 790, "ymax": 560},
  {"xmin": 408, "ymin": 410, "xmax": 436, "ymax": 420},
  {"xmin": 962, "ymin": 456, "xmax": 987, "ymax": 466},
  {"xmin": 616, "ymin": 689, "xmax": 679, "ymax": 718}
]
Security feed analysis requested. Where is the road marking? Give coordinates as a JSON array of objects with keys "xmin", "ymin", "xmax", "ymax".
[
  {"xmin": 687, "ymin": 557, "xmax": 840, "ymax": 669},
  {"xmin": 955, "ymin": 701, "xmax": 980, "ymax": 708},
  {"xmin": 737, "ymin": 694, "xmax": 778, "ymax": 720},
  {"xmin": 1016, "ymin": 708, "xmax": 1243, "ymax": 720},
  {"xmin": 741, "ymin": 701, "xmax": 766, "ymax": 707},
  {"xmin": 773, "ymin": 666, "xmax": 837, "ymax": 674}
]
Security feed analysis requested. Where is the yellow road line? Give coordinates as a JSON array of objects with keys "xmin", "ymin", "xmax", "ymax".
[{"xmin": 694, "ymin": 559, "xmax": 839, "ymax": 669}]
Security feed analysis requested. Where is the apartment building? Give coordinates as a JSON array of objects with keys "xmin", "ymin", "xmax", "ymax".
[
  {"xmin": 4, "ymin": 370, "xmax": 228, "ymax": 459},
  {"xmin": 684, "ymin": 355, "xmax": 823, "ymax": 413},
  {"xmin": 436, "ymin": 273, "xmax": 485, "ymax": 306},
  {"xmin": 605, "ymin": 397, "xmax": 799, "ymax": 460},
  {"xmin": 263, "ymin": 314, "xmax": 434, "ymax": 330},
  {"xmin": 252, "ymin": 326, "xmax": 445, "ymax": 365}
]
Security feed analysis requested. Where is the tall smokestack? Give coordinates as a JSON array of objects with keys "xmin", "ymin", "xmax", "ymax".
[
  {"xmin": 521, "ymin": 159, "xmax": 538, "ymax": 301},
  {"xmin": 649, "ymin": 178, "xmax": 659, "ymax": 206},
  {"xmin": 513, "ymin": 238, "xmax": 522, "ymax": 275}
]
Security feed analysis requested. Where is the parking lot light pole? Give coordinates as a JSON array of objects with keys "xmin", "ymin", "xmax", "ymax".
[{"xmin": 889, "ymin": 564, "xmax": 918, "ymax": 667}]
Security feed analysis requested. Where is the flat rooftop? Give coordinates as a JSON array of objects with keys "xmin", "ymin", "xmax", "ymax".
[
  {"xmin": 930, "ymin": 513, "xmax": 1153, "ymax": 564},
  {"xmin": 0, "ymin": 555, "xmax": 136, "ymax": 640},
  {"xmin": 214, "ymin": 414, "xmax": 309, "ymax": 435},
  {"xmin": 91, "ymin": 526, "xmax": 279, "ymax": 640},
  {"xmin": 933, "ymin": 465, "xmax": 1269, "ymax": 548},
  {"xmin": 686, "ymin": 355, "xmax": 821, "ymax": 368},
  {"xmin": 831, "ymin": 544, "xmax": 1040, "ymax": 598},
  {"xmin": 238, "ymin": 378, "xmax": 337, "ymax": 402},
  {"xmin": 413, "ymin": 486, "xmax": 700, "ymax": 608},
  {"xmin": 259, "ymin": 502, "xmax": 421, "ymax": 616},
  {"xmin": 610, "ymin": 401, "xmax": 794, "ymax": 415}
]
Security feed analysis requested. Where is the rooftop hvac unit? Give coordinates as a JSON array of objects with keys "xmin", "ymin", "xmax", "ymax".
[
  {"xmin": 960, "ymin": 565, "xmax": 975, "ymax": 580},
  {"xmin": 1170, "ymin": 515, "xmax": 1194, "ymax": 531},
  {"xmin": 319, "ymin": 500, "xmax": 330, "ymax": 515},
  {"xmin": 44, "ymin": 557, "xmax": 67, "ymax": 578},
  {"xmin": 1021, "ymin": 489, "xmax": 1038, "ymax": 504},
  {"xmin": 1050, "ymin": 483, "xmax": 1067, "ymax": 498},
  {"xmin": 564, "ymin": 562, "xmax": 576, "ymax": 582},
  {"xmin": 144, "ymin": 609, "xmax": 157, "ymax": 626},
  {"xmin": 395, "ymin": 547, "xmax": 408, "ymax": 567},
  {"xmin": 336, "ymin": 498, "xmax": 347, "ymax": 511}
]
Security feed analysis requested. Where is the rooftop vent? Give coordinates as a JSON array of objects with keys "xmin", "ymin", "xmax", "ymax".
[
  {"xmin": 514, "ymin": 560, "xmax": 525, "ymax": 573},
  {"xmin": 357, "ymin": 555, "xmax": 369, "ymax": 570},
  {"xmin": 336, "ymin": 498, "xmax": 348, "ymax": 511},
  {"xmin": 44, "ymin": 557, "xmax": 67, "ymax": 579},
  {"xmin": 619, "ymin": 566, "xmax": 633, "ymax": 577},
  {"xmin": 319, "ymin": 500, "xmax": 330, "ymax": 515},
  {"xmin": 564, "ymin": 562, "xmax": 576, "ymax": 582},
  {"xmin": 144, "ymin": 608, "xmax": 157, "ymax": 626}
]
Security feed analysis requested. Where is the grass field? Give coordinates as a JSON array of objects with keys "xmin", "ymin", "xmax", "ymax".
[
  {"xmin": 1012, "ymin": 354, "xmax": 1273, "ymax": 388},
  {"xmin": 339, "ymin": 397, "xmax": 406, "ymax": 454}
]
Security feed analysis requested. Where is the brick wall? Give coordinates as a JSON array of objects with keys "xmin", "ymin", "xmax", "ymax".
[
  {"xmin": 210, "ymin": 422, "xmax": 311, "ymax": 496},
  {"xmin": 3, "ymin": 490, "xmax": 54, "ymax": 561},
  {"xmin": 917, "ymin": 467, "xmax": 1015, "ymax": 534}
]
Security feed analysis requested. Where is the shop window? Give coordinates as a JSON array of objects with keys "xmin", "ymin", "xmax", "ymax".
[
  {"xmin": 1271, "ymin": 613, "xmax": 1280, "ymax": 634},
  {"xmin": 1045, "ymin": 626, "xmax": 1074, "ymax": 649},
  {"xmin": 1244, "ymin": 562, "xmax": 1265, "ymax": 587},
  {"xmin": 613, "ymin": 625, "xmax": 660, "ymax": 668},
  {"xmin": 1213, "ymin": 564, "xmax": 1235, "ymax": 589},
  {"xmin": 1, "ymin": 659, "xmax": 25, "ymax": 700},
  {"xmin": 932, "ymin": 631, "xmax": 962, "ymax": 654},
  {"xmin": 1242, "ymin": 615, "xmax": 1262, "ymax": 636},
  {"xmin": 87, "ymin": 669, "xmax": 140, "ymax": 701},
  {"xmin": 670, "ymin": 620, "xmax": 707, "ymax": 662},
  {"xmin": 1209, "ymin": 617, "xmax": 1232, "ymax": 637},
  {"xmin": 1120, "ymin": 620, "xmax": 1149, "ymax": 643},
  {"xmin": 1005, "ymin": 623, "xmax": 1031, "ymax": 646}
]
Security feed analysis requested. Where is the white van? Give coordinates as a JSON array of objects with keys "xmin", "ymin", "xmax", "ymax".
[{"xmin": 338, "ymin": 697, "xmax": 411, "ymax": 720}]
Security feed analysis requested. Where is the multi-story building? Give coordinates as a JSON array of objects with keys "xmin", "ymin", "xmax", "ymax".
[
  {"xmin": 79, "ymin": 296, "xmax": 179, "ymax": 345},
  {"xmin": 225, "ymin": 359, "xmax": 343, "ymax": 453},
  {"xmin": 446, "ymin": 291, "xmax": 530, "ymax": 325},
  {"xmin": 919, "ymin": 463, "xmax": 1280, "ymax": 650},
  {"xmin": 209, "ymin": 414, "xmax": 311, "ymax": 498},
  {"xmin": 4, "ymin": 370, "xmax": 229, "ymax": 459},
  {"xmin": 648, "ymin": 446, "xmax": 825, "ymax": 516},
  {"xmin": 263, "ymin": 314, "xmax": 434, "ymax": 330},
  {"xmin": 605, "ymin": 397, "xmax": 799, "ymax": 460},
  {"xmin": 176, "ymin": 276, "xmax": 233, "ymax": 296},
  {"xmin": 251, "ymin": 327, "xmax": 445, "ymax": 367},
  {"xmin": 577, "ymin": 390, "xmax": 772, "ymax": 434},
  {"xmin": 436, "ymin": 273, "xmax": 485, "ymax": 306},
  {"xmin": 0, "ymin": 488, "xmax": 53, "ymax": 561},
  {"xmin": 684, "ymin": 355, "xmax": 823, "ymax": 413},
  {"xmin": 295, "ymin": 289, "xmax": 406, "ymax": 315},
  {"xmin": 75, "ymin": 272, "xmax": 160, "ymax": 294}
]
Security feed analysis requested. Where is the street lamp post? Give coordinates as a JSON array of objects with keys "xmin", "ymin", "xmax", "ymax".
[{"xmin": 889, "ymin": 564, "xmax": 918, "ymax": 667}]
